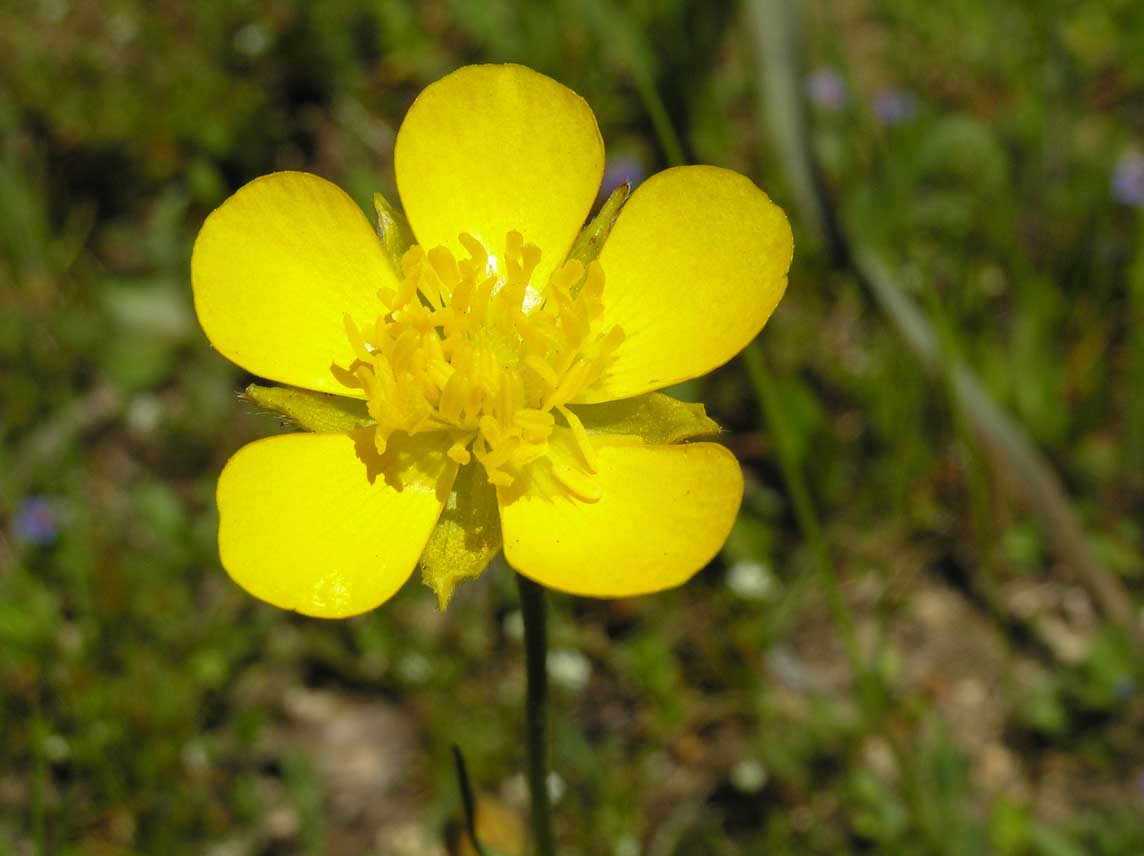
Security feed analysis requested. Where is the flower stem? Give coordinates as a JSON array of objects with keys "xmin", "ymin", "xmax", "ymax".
[{"xmin": 516, "ymin": 573, "xmax": 555, "ymax": 856}]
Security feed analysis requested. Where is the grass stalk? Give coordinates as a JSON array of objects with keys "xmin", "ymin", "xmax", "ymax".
[{"xmin": 517, "ymin": 574, "xmax": 555, "ymax": 856}]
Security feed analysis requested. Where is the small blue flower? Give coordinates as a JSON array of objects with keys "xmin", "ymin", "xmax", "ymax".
[
  {"xmin": 12, "ymin": 496, "xmax": 60, "ymax": 546},
  {"xmin": 807, "ymin": 67, "xmax": 848, "ymax": 111},
  {"xmin": 597, "ymin": 155, "xmax": 646, "ymax": 204},
  {"xmin": 872, "ymin": 88, "xmax": 918, "ymax": 126},
  {"xmin": 1111, "ymin": 150, "xmax": 1144, "ymax": 207}
]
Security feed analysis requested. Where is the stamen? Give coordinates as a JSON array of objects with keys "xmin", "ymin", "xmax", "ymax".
[
  {"xmin": 344, "ymin": 315, "xmax": 372, "ymax": 363},
  {"xmin": 336, "ymin": 231, "xmax": 624, "ymax": 497},
  {"xmin": 447, "ymin": 437, "xmax": 472, "ymax": 465},
  {"xmin": 557, "ymin": 404, "xmax": 598, "ymax": 473},
  {"xmin": 551, "ymin": 462, "xmax": 603, "ymax": 503}
]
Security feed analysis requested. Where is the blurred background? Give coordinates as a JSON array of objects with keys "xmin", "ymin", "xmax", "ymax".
[{"xmin": 2, "ymin": 0, "xmax": 1143, "ymax": 853}]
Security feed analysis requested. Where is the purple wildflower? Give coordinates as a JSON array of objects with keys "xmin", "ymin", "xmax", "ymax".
[
  {"xmin": 598, "ymin": 155, "xmax": 646, "ymax": 204},
  {"xmin": 1112, "ymin": 150, "xmax": 1144, "ymax": 207},
  {"xmin": 807, "ymin": 67, "xmax": 848, "ymax": 111},
  {"xmin": 872, "ymin": 88, "xmax": 918, "ymax": 126},
  {"xmin": 12, "ymin": 496, "xmax": 60, "ymax": 546}
]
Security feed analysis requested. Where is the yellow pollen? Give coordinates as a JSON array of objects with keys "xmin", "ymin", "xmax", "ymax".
[{"xmin": 337, "ymin": 231, "xmax": 624, "ymax": 493}]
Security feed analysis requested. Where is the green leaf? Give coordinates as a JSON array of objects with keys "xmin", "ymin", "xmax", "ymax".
[
  {"xmin": 373, "ymin": 191, "xmax": 416, "ymax": 274},
  {"xmin": 243, "ymin": 384, "xmax": 372, "ymax": 433},
  {"xmin": 420, "ymin": 463, "xmax": 501, "ymax": 609},
  {"xmin": 568, "ymin": 392, "xmax": 721, "ymax": 444}
]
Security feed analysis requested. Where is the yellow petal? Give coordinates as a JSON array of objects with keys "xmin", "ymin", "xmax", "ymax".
[
  {"xmin": 192, "ymin": 172, "xmax": 396, "ymax": 394},
  {"xmin": 580, "ymin": 165, "xmax": 794, "ymax": 403},
  {"xmin": 216, "ymin": 431, "xmax": 454, "ymax": 618},
  {"xmin": 394, "ymin": 64, "xmax": 603, "ymax": 287},
  {"xmin": 498, "ymin": 441, "xmax": 743, "ymax": 597}
]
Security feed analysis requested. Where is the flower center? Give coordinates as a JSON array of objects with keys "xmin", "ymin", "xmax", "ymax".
[{"xmin": 338, "ymin": 231, "xmax": 624, "ymax": 496}]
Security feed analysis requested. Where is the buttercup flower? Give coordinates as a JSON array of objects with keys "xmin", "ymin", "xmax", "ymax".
[{"xmin": 191, "ymin": 64, "xmax": 792, "ymax": 617}]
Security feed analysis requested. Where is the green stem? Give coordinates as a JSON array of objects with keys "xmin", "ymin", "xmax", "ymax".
[{"xmin": 517, "ymin": 573, "xmax": 554, "ymax": 856}]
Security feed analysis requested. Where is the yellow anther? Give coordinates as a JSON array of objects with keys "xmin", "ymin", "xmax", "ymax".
[
  {"xmin": 557, "ymin": 405, "xmax": 598, "ymax": 473},
  {"xmin": 458, "ymin": 233, "xmax": 488, "ymax": 269},
  {"xmin": 447, "ymin": 438, "xmax": 472, "ymax": 465},
  {"xmin": 505, "ymin": 230, "xmax": 524, "ymax": 266},
  {"xmin": 525, "ymin": 355, "xmax": 559, "ymax": 390},
  {"xmin": 478, "ymin": 414, "xmax": 503, "ymax": 447},
  {"xmin": 551, "ymin": 462, "xmax": 602, "ymax": 503},
  {"xmin": 543, "ymin": 359, "xmax": 591, "ymax": 411},
  {"xmin": 428, "ymin": 246, "xmax": 460, "ymax": 301},
  {"xmin": 373, "ymin": 428, "xmax": 390, "ymax": 457},
  {"xmin": 414, "ymin": 261, "xmax": 443, "ymax": 308},
  {"xmin": 475, "ymin": 433, "xmax": 520, "ymax": 474},
  {"xmin": 344, "ymin": 315, "xmax": 372, "ymax": 363},
  {"xmin": 582, "ymin": 260, "xmax": 605, "ymax": 301},
  {"xmin": 547, "ymin": 259, "xmax": 582, "ymax": 295},
  {"xmin": 514, "ymin": 408, "xmax": 556, "ymax": 442},
  {"xmin": 427, "ymin": 358, "xmax": 454, "ymax": 391},
  {"xmin": 401, "ymin": 245, "xmax": 425, "ymax": 277},
  {"xmin": 486, "ymin": 469, "xmax": 514, "ymax": 487},
  {"xmin": 470, "ymin": 275, "xmax": 495, "ymax": 324},
  {"xmin": 391, "ymin": 328, "xmax": 421, "ymax": 372},
  {"xmin": 521, "ymin": 244, "xmax": 541, "ymax": 278},
  {"xmin": 511, "ymin": 441, "xmax": 550, "ymax": 468}
]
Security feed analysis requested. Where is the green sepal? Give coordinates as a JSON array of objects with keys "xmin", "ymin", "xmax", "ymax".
[
  {"xmin": 420, "ymin": 462, "xmax": 502, "ymax": 610},
  {"xmin": 565, "ymin": 181, "xmax": 631, "ymax": 296},
  {"xmin": 373, "ymin": 191, "xmax": 417, "ymax": 274},
  {"xmin": 242, "ymin": 384, "xmax": 373, "ymax": 433},
  {"xmin": 568, "ymin": 391, "xmax": 721, "ymax": 444}
]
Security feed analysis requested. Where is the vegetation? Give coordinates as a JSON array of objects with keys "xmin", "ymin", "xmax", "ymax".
[{"xmin": 2, "ymin": 1, "xmax": 1142, "ymax": 853}]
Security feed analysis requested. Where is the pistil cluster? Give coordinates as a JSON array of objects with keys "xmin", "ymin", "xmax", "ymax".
[{"xmin": 339, "ymin": 232, "xmax": 624, "ymax": 497}]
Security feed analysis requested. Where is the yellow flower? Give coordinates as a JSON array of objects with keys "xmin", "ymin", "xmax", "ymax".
[{"xmin": 191, "ymin": 64, "xmax": 792, "ymax": 617}]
